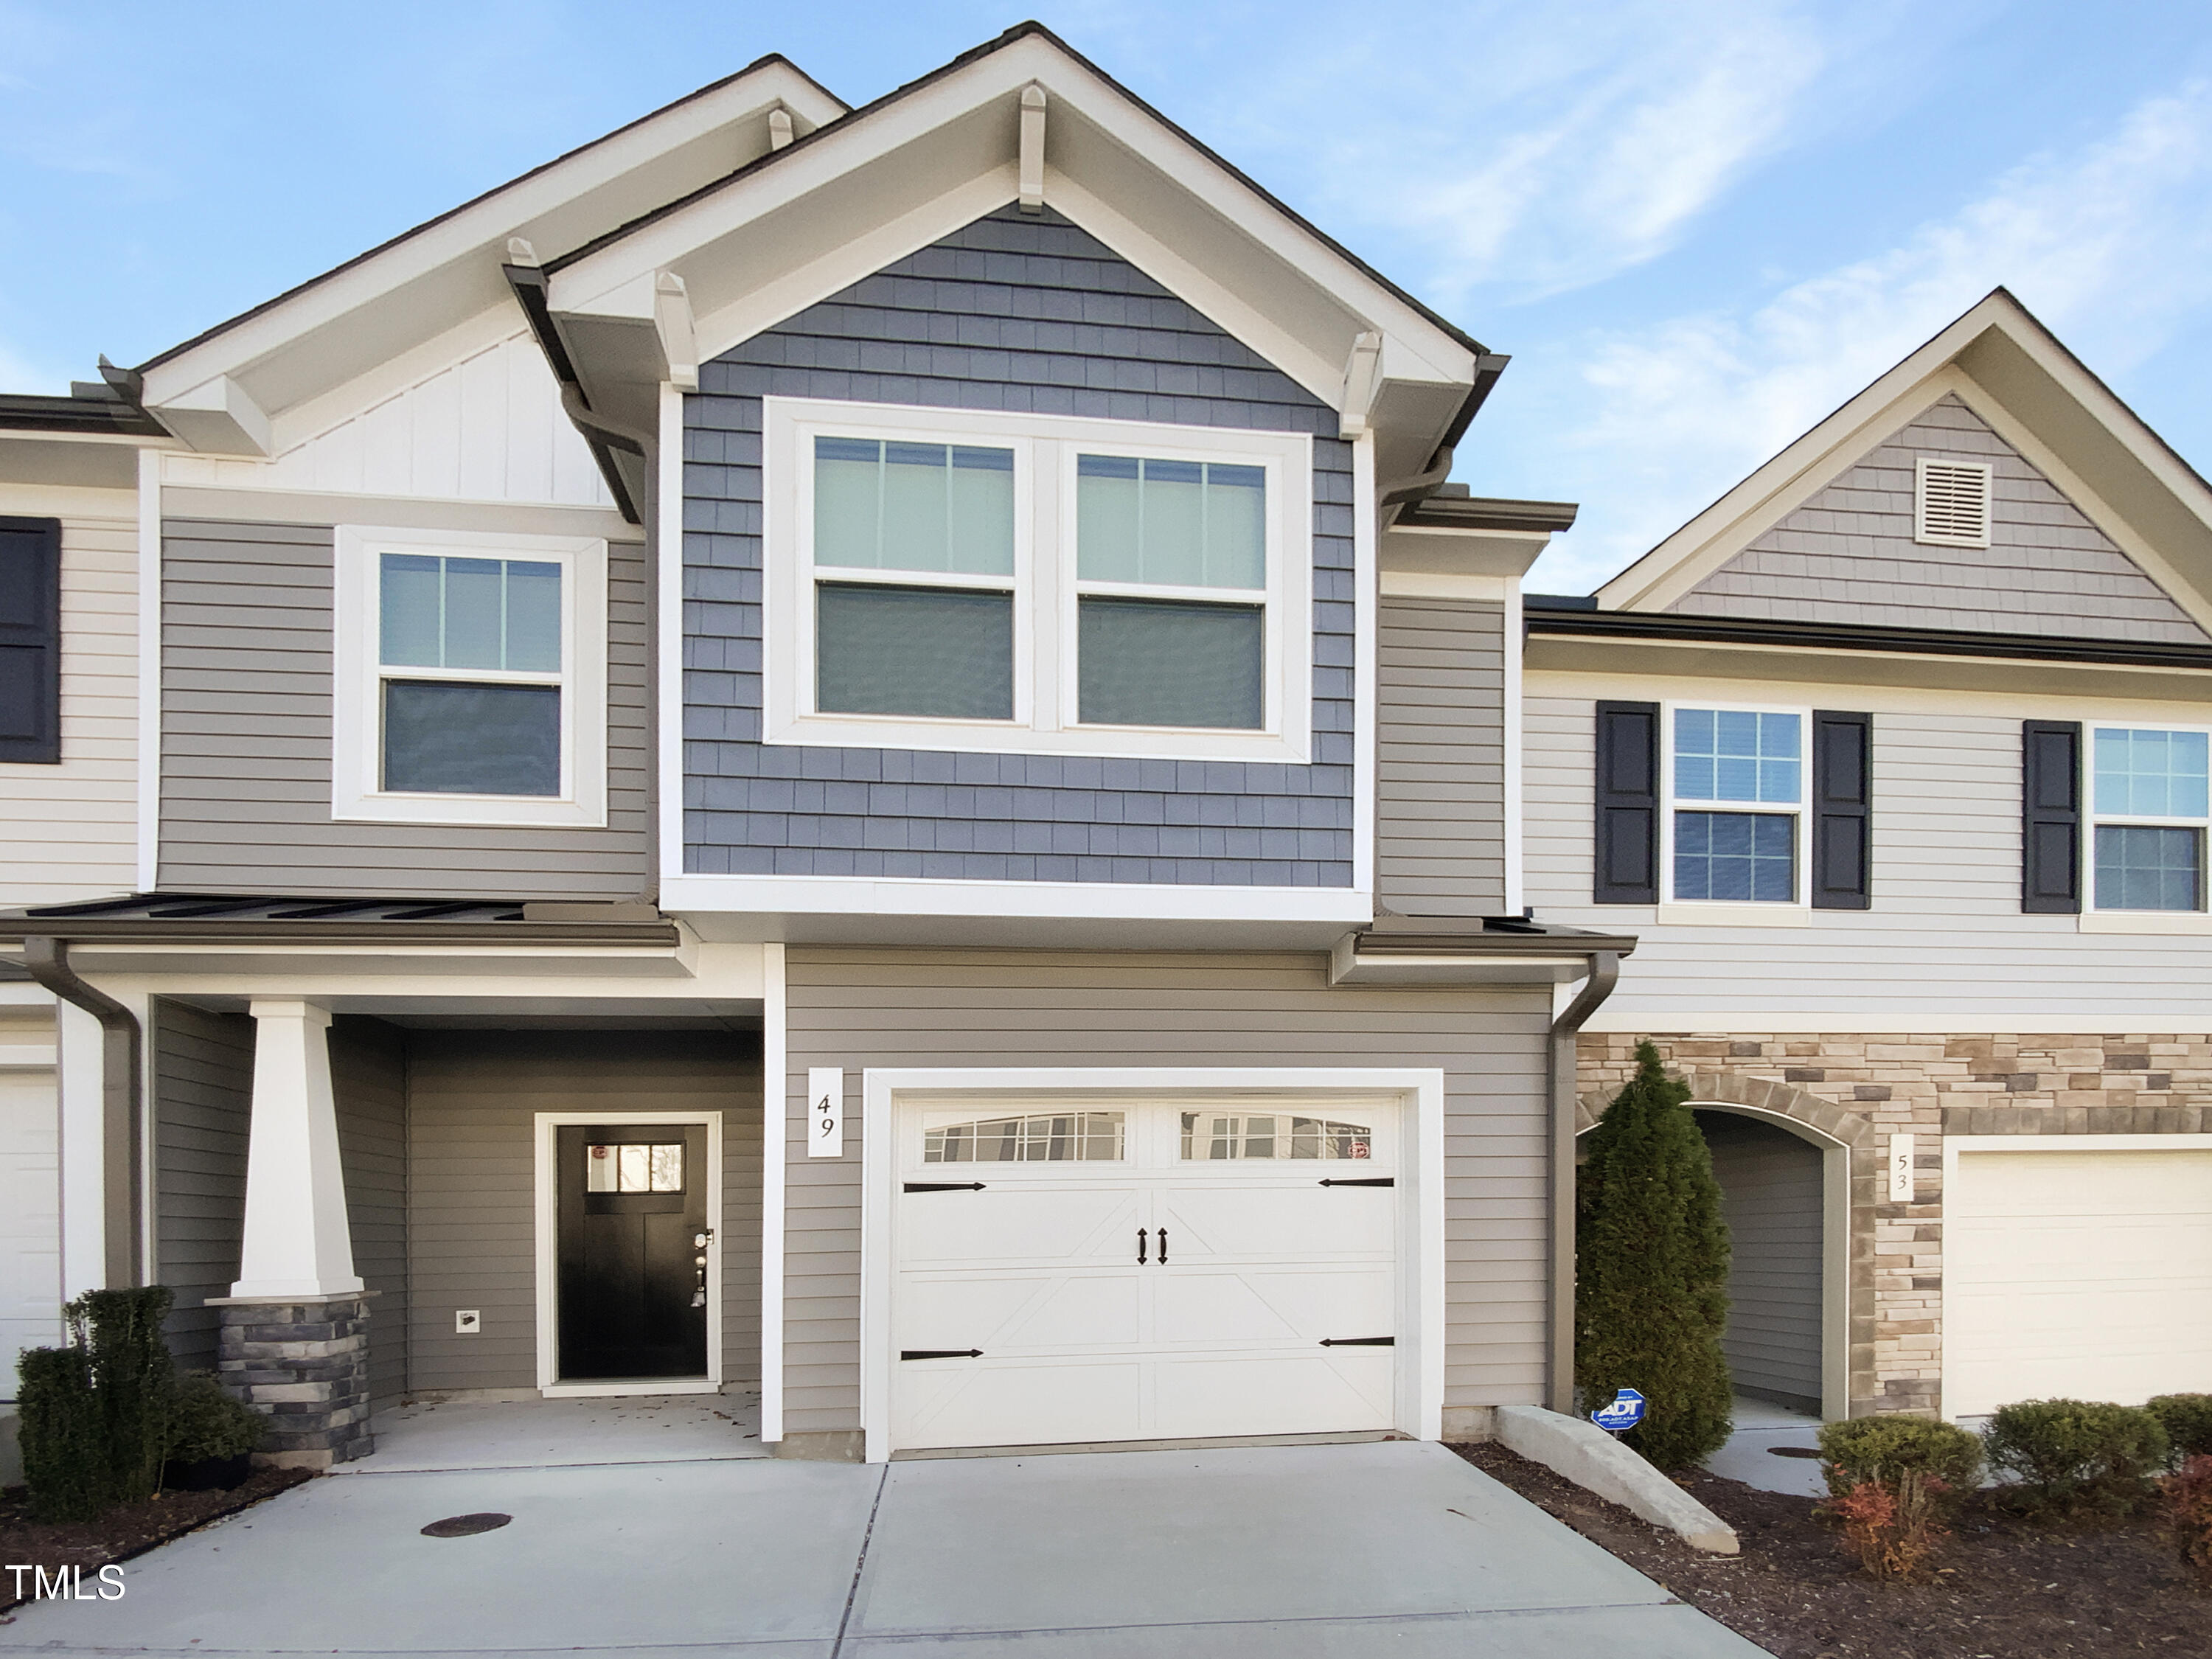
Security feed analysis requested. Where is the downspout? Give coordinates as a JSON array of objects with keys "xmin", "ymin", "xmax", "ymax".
[
  {"xmin": 1547, "ymin": 950, "xmax": 1619, "ymax": 1413},
  {"xmin": 22, "ymin": 937, "xmax": 143, "ymax": 1288}
]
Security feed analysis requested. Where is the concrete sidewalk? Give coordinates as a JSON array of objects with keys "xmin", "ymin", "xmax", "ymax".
[{"xmin": 0, "ymin": 1441, "xmax": 1767, "ymax": 1658}]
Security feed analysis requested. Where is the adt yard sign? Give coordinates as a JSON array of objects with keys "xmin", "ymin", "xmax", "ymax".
[{"xmin": 1591, "ymin": 1388, "xmax": 1646, "ymax": 1435}]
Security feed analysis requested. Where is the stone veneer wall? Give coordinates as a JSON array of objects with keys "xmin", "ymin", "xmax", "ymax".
[{"xmin": 1579, "ymin": 1032, "xmax": 2212, "ymax": 1419}]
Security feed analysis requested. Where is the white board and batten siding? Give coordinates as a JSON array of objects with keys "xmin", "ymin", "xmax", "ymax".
[
  {"xmin": 779, "ymin": 948, "xmax": 1554, "ymax": 1444},
  {"xmin": 0, "ymin": 501, "xmax": 140, "ymax": 907},
  {"xmin": 162, "ymin": 330, "xmax": 613, "ymax": 509},
  {"xmin": 1526, "ymin": 685, "xmax": 2212, "ymax": 1029}
]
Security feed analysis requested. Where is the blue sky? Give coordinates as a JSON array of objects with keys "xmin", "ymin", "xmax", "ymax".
[{"xmin": 4, "ymin": 1, "xmax": 2211, "ymax": 591}]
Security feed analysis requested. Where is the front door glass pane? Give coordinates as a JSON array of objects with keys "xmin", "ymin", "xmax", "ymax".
[{"xmin": 585, "ymin": 1142, "xmax": 685, "ymax": 1193}]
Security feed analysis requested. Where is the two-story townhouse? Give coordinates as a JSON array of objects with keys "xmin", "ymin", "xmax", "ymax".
[
  {"xmin": 1527, "ymin": 290, "xmax": 2212, "ymax": 1425},
  {"xmin": 0, "ymin": 25, "xmax": 1624, "ymax": 1470}
]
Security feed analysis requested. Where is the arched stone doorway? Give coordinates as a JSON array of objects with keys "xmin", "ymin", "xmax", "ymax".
[{"xmin": 1578, "ymin": 1072, "xmax": 1876, "ymax": 1420}]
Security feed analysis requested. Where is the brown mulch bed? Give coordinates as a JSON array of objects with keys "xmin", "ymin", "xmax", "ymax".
[
  {"xmin": 1453, "ymin": 1441, "xmax": 2211, "ymax": 1658},
  {"xmin": 0, "ymin": 1469, "xmax": 314, "ymax": 1613}
]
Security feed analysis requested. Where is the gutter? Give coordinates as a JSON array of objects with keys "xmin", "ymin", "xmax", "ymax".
[
  {"xmin": 21, "ymin": 939, "xmax": 142, "ymax": 1288},
  {"xmin": 1525, "ymin": 603, "xmax": 2212, "ymax": 673},
  {"xmin": 1546, "ymin": 950, "xmax": 1620, "ymax": 1414},
  {"xmin": 1377, "ymin": 354, "xmax": 1511, "ymax": 509},
  {"xmin": 0, "ymin": 919, "xmax": 683, "ymax": 948},
  {"xmin": 502, "ymin": 261, "xmax": 645, "ymax": 523}
]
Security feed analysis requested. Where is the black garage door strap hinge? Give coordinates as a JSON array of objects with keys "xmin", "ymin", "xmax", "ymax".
[
  {"xmin": 1319, "ymin": 1336, "xmax": 1395, "ymax": 1347},
  {"xmin": 900, "ymin": 1349, "xmax": 984, "ymax": 1360},
  {"xmin": 904, "ymin": 1181, "xmax": 987, "ymax": 1193},
  {"xmin": 1318, "ymin": 1177, "xmax": 1394, "ymax": 1187}
]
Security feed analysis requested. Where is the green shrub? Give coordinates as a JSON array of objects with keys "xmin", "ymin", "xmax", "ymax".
[
  {"xmin": 15, "ymin": 1345, "xmax": 111, "ymax": 1522},
  {"xmin": 1575, "ymin": 1041, "xmax": 1733, "ymax": 1471},
  {"xmin": 66, "ymin": 1286, "xmax": 176, "ymax": 1506},
  {"xmin": 1984, "ymin": 1398, "xmax": 2169, "ymax": 1518},
  {"xmin": 2146, "ymin": 1394, "xmax": 2212, "ymax": 1467},
  {"xmin": 164, "ymin": 1373, "xmax": 267, "ymax": 1465},
  {"xmin": 1818, "ymin": 1414, "xmax": 1984, "ymax": 1501}
]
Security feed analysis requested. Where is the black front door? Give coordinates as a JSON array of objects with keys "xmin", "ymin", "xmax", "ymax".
[{"xmin": 556, "ymin": 1124, "xmax": 709, "ymax": 1380}]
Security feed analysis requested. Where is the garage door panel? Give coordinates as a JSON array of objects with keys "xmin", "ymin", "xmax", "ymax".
[
  {"xmin": 1152, "ymin": 1352, "xmax": 1394, "ymax": 1439},
  {"xmin": 1947, "ymin": 1146, "xmax": 2212, "ymax": 1417},
  {"xmin": 902, "ymin": 1270, "xmax": 1142, "ymax": 1353},
  {"xmin": 897, "ymin": 1357, "xmax": 1144, "ymax": 1450},
  {"xmin": 1154, "ymin": 1266, "xmax": 1392, "ymax": 1346},
  {"xmin": 1158, "ymin": 1186, "xmax": 1395, "ymax": 1259},
  {"xmin": 899, "ymin": 1188, "xmax": 1138, "ymax": 1268}
]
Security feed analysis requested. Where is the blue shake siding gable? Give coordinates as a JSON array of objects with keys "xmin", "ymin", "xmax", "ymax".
[{"xmin": 680, "ymin": 204, "xmax": 1357, "ymax": 887}]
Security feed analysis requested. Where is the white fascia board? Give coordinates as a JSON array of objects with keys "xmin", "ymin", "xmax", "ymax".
[
  {"xmin": 658, "ymin": 872, "xmax": 1371, "ymax": 925},
  {"xmin": 550, "ymin": 32, "xmax": 1474, "ymax": 414},
  {"xmin": 152, "ymin": 375, "xmax": 272, "ymax": 456},
  {"xmin": 139, "ymin": 60, "xmax": 844, "ymax": 408},
  {"xmin": 1596, "ymin": 295, "xmax": 2031, "ymax": 612}
]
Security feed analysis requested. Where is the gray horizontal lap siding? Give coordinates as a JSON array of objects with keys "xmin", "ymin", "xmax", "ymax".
[
  {"xmin": 331, "ymin": 1018, "xmax": 409, "ymax": 1406},
  {"xmin": 1674, "ymin": 394, "xmax": 2210, "ymax": 643},
  {"xmin": 159, "ymin": 518, "xmax": 652, "ymax": 900},
  {"xmin": 779, "ymin": 947, "xmax": 1554, "ymax": 1439},
  {"xmin": 683, "ymin": 205, "xmax": 1355, "ymax": 886},
  {"xmin": 1377, "ymin": 597, "xmax": 1505, "ymax": 917},
  {"xmin": 153, "ymin": 1002, "xmax": 254, "ymax": 1370}
]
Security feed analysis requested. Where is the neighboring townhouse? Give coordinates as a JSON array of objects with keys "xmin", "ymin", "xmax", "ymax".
[
  {"xmin": 0, "ymin": 25, "xmax": 1627, "ymax": 1468},
  {"xmin": 1526, "ymin": 290, "xmax": 2212, "ymax": 1424}
]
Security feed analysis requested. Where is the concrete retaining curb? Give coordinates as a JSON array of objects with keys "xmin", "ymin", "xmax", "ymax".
[{"xmin": 1495, "ymin": 1405, "xmax": 1740, "ymax": 1554}]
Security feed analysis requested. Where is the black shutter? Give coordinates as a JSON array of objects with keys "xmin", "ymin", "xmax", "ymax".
[
  {"xmin": 2021, "ymin": 720, "xmax": 2082, "ymax": 913},
  {"xmin": 1811, "ymin": 710, "xmax": 1872, "ymax": 909},
  {"xmin": 1593, "ymin": 700, "xmax": 1660, "ymax": 903},
  {"xmin": 0, "ymin": 517, "xmax": 62, "ymax": 765}
]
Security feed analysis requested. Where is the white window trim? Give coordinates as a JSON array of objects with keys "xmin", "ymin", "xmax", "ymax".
[
  {"xmin": 857, "ymin": 1065, "xmax": 1444, "ymax": 1465},
  {"xmin": 1913, "ymin": 456, "xmax": 1994, "ymax": 549},
  {"xmin": 1660, "ymin": 700, "xmax": 1812, "ymax": 914},
  {"xmin": 2083, "ymin": 721, "xmax": 2212, "ymax": 917},
  {"xmin": 762, "ymin": 395, "xmax": 1313, "ymax": 765},
  {"xmin": 333, "ymin": 524, "xmax": 608, "ymax": 828},
  {"xmin": 533, "ymin": 1110, "xmax": 723, "ymax": 1397}
]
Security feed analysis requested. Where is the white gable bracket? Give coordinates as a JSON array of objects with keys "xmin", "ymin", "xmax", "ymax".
[
  {"xmin": 768, "ymin": 108, "xmax": 795, "ymax": 152},
  {"xmin": 1338, "ymin": 331, "xmax": 1382, "ymax": 439},
  {"xmin": 655, "ymin": 272, "xmax": 699, "ymax": 391},
  {"xmin": 1018, "ymin": 83, "xmax": 1046, "ymax": 214}
]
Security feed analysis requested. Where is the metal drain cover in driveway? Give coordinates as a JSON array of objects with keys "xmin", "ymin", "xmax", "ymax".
[{"xmin": 421, "ymin": 1512, "xmax": 512, "ymax": 1537}]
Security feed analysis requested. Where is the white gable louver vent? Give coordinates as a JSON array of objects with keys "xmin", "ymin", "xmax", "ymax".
[{"xmin": 1914, "ymin": 458, "xmax": 1993, "ymax": 548}]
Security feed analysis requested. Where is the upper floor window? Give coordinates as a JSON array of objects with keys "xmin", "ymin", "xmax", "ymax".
[
  {"xmin": 333, "ymin": 526, "xmax": 608, "ymax": 828},
  {"xmin": 1667, "ymin": 707, "xmax": 1805, "ymax": 904},
  {"xmin": 761, "ymin": 397, "xmax": 1312, "ymax": 765},
  {"xmin": 2090, "ymin": 726, "xmax": 2208, "ymax": 911}
]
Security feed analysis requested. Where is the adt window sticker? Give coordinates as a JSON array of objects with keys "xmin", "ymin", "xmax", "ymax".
[
  {"xmin": 807, "ymin": 1067, "xmax": 844, "ymax": 1158},
  {"xmin": 6, "ymin": 1564, "xmax": 128, "ymax": 1601}
]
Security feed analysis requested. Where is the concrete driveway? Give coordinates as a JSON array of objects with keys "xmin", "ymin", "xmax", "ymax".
[{"xmin": 0, "ymin": 1441, "xmax": 1767, "ymax": 1658}]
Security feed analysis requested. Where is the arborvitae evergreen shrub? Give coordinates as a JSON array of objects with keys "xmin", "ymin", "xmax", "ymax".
[
  {"xmin": 1574, "ymin": 1040, "xmax": 1733, "ymax": 1470},
  {"xmin": 68, "ymin": 1285, "xmax": 176, "ymax": 1506},
  {"xmin": 15, "ymin": 1344, "xmax": 110, "ymax": 1522}
]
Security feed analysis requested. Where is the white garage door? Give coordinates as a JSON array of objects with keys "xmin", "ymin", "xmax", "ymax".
[
  {"xmin": 1947, "ymin": 1145, "xmax": 2212, "ymax": 1417},
  {"xmin": 1, "ymin": 1068, "xmax": 63, "ymax": 1380},
  {"xmin": 892, "ymin": 1096, "xmax": 1400, "ymax": 1452}
]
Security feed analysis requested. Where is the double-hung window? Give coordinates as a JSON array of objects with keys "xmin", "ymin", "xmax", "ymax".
[
  {"xmin": 763, "ymin": 397, "xmax": 1311, "ymax": 764},
  {"xmin": 2090, "ymin": 726, "xmax": 2208, "ymax": 911},
  {"xmin": 334, "ymin": 526, "xmax": 608, "ymax": 827},
  {"xmin": 1666, "ymin": 707, "xmax": 1806, "ymax": 904}
]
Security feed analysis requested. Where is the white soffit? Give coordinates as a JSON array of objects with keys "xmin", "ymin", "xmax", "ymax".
[
  {"xmin": 546, "ymin": 31, "xmax": 1479, "ymax": 449},
  {"xmin": 1595, "ymin": 290, "xmax": 2212, "ymax": 624},
  {"xmin": 136, "ymin": 60, "xmax": 846, "ymax": 437}
]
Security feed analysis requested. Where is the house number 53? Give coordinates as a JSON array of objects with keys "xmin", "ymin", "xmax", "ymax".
[{"xmin": 807, "ymin": 1067, "xmax": 844, "ymax": 1158}]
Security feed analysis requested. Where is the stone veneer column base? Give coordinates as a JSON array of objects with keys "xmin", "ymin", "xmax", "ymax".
[{"xmin": 210, "ymin": 1291, "xmax": 376, "ymax": 1470}]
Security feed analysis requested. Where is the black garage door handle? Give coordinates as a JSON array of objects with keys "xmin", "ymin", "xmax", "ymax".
[
  {"xmin": 1319, "ymin": 1336, "xmax": 1394, "ymax": 1346},
  {"xmin": 900, "ymin": 1349, "xmax": 984, "ymax": 1360},
  {"xmin": 1319, "ymin": 1178, "xmax": 1394, "ymax": 1187},
  {"xmin": 904, "ymin": 1181, "xmax": 987, "ymax": 1193}
]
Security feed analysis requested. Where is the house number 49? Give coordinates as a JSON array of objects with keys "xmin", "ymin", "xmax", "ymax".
[{"xmin": 807, "ymin": 1067, "xmax": 844, "ymax": 1158}]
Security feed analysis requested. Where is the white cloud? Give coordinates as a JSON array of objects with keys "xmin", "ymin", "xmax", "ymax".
[{"xmin": 1524, "ymin": 77, "xmax": 2212, "ymax": 592}]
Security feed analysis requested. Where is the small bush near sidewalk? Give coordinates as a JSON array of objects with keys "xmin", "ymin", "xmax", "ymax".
[
  {"xmin": 1832, "ymin": 1469, "xmax": 1954, "ymax": 1581},
  {"xmin": 164, "ymin": 1372, "xmax": 268, "ymax": 1464},
  {"xmin": 2165, "ymin": 1454, "xmax": 2212, "ymax": 1586},
  {"xmin": 1984, "ymin": 1398, "xmax": 2168, "ymax": 1520},
  {"xmin": 2147, "ymin": 1393, "xmax": 2212, "ymax": 1467},
  {"xmin": 1817, "ymin": 1415, "xmax": 1983, "ymax": 1506},
  {"xmin": 14, "ymin": 1287, "xmax": 178, "ymax": 1523}
]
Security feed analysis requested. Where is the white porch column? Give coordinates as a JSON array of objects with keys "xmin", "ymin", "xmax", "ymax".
[
  {"xmin": 230, "ymin": 1000, "xmax": 361, "ymax": 1298},
  {"xmin": 55, "ymin": 999, "xmax": 108, "ymax": 1299}
]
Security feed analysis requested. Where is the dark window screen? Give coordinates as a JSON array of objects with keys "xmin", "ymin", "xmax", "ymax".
[
  {"xmin": 383, "ymin": 680, "xmax": 561, "ymax": 796},
  {"xmin": 815, "ymin": 582, "xmax": 1014, "ymax": 720},
  {"xmin": 1077, "ymin": 596, "xmax": 1263, "ymax": 730}
]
